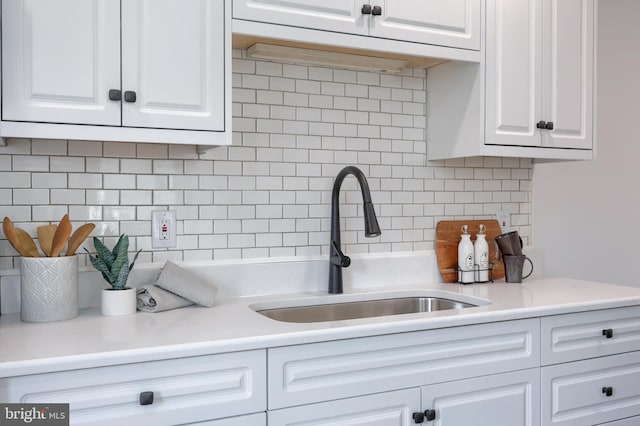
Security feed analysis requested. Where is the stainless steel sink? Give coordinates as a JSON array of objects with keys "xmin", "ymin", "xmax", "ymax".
[{"xmin": 254, "ymin": 296, "xmax": 478, "ymax": 323}]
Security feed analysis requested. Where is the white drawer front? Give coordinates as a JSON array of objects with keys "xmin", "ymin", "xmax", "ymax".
[
  {"xmin": 183, "ymin": 412, "xmax": 266, "ymax": 426},
  {"xmin": 268, "ymin": 318, "xmax": 540, "ymax": 409},
  {"xmin": 541, "ymin": 351, "xmax": 640, "ymax": 426},
  {"xmin": 541, "ymin": 306, "xmax": 640, "ymax": 365},
  {"xmin": 1, "ymin": 350, "xmax": 266, "ymax": 426}
]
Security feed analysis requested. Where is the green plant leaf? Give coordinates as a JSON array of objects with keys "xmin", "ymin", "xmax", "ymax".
[
  {"xmin": 85, "ymin": 250, "xmax": 115, "ymax": 285},
  {"xmin": 93, "ymin": 237, "xmax": 115, "ymax": 269},
  {"xmin": 110, "ymin": 236, "xmax": 129, "ymax": 283},
  {"xmin": 113, "ymin": 261, "xmax": 130, "ymax": 290},
  {"xmin": 111, "ymin": 234, "xmax": 128, "ymax": 259}
]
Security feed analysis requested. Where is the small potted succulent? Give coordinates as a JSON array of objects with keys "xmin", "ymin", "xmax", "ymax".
[{"xmin": 86, "ymin": 234, "xmax": 141, "ymax": 316}]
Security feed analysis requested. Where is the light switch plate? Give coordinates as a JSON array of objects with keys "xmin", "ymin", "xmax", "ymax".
[{"xmin": 152, "ymin": 210, "xmax": 177, "ymax": 248}]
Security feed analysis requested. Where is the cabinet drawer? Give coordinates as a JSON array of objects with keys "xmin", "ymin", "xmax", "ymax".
[
  {"xmin": 541, "ymin": 306, "xmax": 640, "ymax": 365},
  {"xmin": 541, "ymin": 351, "xmax": 640, "ymax": 426},
  {"xmin": 268, "ymin": 318, "xmax": 540, "ymax": 409},
  {"xmin": 597, "ymin": 416, "xmax": 640, "ymax": 426},
  {"xmin": 184, "ymin": 412, "xmax": 266, "ymax": 426},
  {"xmin": 0, "ymin": 350, "xmax": 266, "ymax": 426}
]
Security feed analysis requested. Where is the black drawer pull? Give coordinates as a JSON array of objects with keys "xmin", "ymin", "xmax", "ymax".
[
  {"xmin": 545, "ymin": 121, "xmax": 554, "ymax": 130},
  {"xmin": 108, "ymin": 89, "xmax": 121, "ymax": 101},
  {"xmin": 602, "ymin": 328, "xmax": 613, "ymax": 338},
  {"xmin": 124, "ymin": 91, "xmax": 137, "ymax": 103},
  {"xmin": 139, "ymin": 391, "xmax": 154, "ymax": 405},
  {"xmin": 361, "ymin": 4, "xmax": 372, "ymax": 14},
  {"xmin": 536, "ymin": 120, "xmax": 546, "ymax": 129},
  {"xmin": 424, "ymin": 409, "xmax": 436, "ymax": 421},
  {"xmin": 602, "ymin": 386, "xmax": 613, "ymax": 397},
  {"xmin": 372, "ymin": 5, "xmax": 382, "ymax": 15},
  {"xmin": 412, "ymin": 412, "xmax": 424, "ymax": 423}
]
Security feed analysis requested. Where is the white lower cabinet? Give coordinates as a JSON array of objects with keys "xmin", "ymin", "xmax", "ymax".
[
  {"xmin": 268, "ymin": 369, "xmax": 539, "ymax": 426},
  {"xmin": 0, "ymin": 350, "xmax": 266, "ymax": 426},
  {"xmin": 268, "ymin": 388, "xmax": 421, "ymax": 426},
  {"xmin": 421, "ymin": 369, "xmax": 540, "ymax": 426},
  {"xmin": 540, "ymin": 306, "xmax": 640, "ymax": 426}
]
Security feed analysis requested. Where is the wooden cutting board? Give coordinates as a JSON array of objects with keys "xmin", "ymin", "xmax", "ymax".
[{"xmin": 436, "ymin": 220, "xmax": 505, "ymax": 283}]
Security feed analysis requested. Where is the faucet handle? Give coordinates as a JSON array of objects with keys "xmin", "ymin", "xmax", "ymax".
[{"xmin": 331, "ymin": 240, "xmax": 351, "ymax": 267}]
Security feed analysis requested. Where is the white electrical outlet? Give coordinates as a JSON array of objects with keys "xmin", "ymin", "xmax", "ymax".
[
  {"xmin": 152, "ymin": 210, "xmax": 177, "ymax": 248},
  {"xmin": 496, "ymin": 210, "xmax": 511, "ymax": 233}
]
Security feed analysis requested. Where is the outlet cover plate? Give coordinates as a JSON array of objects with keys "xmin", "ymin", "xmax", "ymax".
[{"xmin": 152, "ymin": 210, "xmax": 177, "ymax": 248}]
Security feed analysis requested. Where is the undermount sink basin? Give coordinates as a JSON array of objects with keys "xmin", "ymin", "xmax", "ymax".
[{"xmin": 251, "ymin": 291, "xmax": 486, "ymax": 323}]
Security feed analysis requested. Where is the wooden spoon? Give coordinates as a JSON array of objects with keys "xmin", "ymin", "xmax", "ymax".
[
  {"xmin": 3, "ymin": 217, "xmax": 28, "ymax": 257},
  {"xmin": 65, "ymin": 223, "xmax": 95, "ymax": 256},
  {"xmin": 49, "ymin": 214, "xmax": 72, "ymax": 257},
  {"xmin": 14, "ymin": 228, "xmax": 40, "ymax": 257},
  {"xmin": 37, "ymin": 224, "xmax": 57, "ymax": 256}
]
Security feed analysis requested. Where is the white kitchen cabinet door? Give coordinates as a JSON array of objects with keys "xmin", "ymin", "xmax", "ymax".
[
  {"xmin": 421, "ymin": 369, "xmax": 541, "ymax": 426},
  {"xmin": 182, "ymin": 412, "xmax": 266, "ymax": 425},
  {"xmin": 370, "ymin": 0, "xmax": 480, "ymax": 50},
  {"xmin": 485, "ymin": 0, "xmax": 543, "ymax": 147},
  {"xmin": 268, "ymin": 388, "xmax": 421, "ymax": 426},
  {"xmin": 232, "ymin": 0, "xmax": 367, "ymax": 35},
  {"xmin": 486, "ymin": 0, "xmax": 594, "ymax": 150},
  {"xmin": 2, "ymin": 0, "xmax": 121, "ymax": 126},
  {"xmin": 542, "ymin": 0, "xmax": 594, "ymax": 150},
  {"xmin": 121, "ymin": 0, "xmax": 225, "ymax": 131}
]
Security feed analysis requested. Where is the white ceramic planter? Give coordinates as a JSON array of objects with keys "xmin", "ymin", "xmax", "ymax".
[
  {"xmin": 101, "ymin": 287, "xmax": 137, "ymax": 316},
  {"xmin": 20, "ymin": 255, "xmax": 79, "ymax": 322}
]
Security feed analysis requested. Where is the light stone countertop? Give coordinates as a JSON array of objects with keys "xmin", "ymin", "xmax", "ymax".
[{"xmin": 2, "ymin": 277, "xmax": 640, "ymax": 378}]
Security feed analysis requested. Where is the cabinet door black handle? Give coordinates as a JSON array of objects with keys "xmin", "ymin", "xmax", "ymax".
[
  {"xmin": 602, "ymin": 328, "xmax": 613, "ymax": 338},
  {"xmin": 424, "ymin": 409, "xmax": 436, "ymax": 421},
  {"xmin": 139, "ymin": 391, "xmax": 154, "ymax": 405},
  {"xmin": 602, "ymin": 386, "xmax": 613, "ymax": 397},
  {"xmin": 372, "ymin": 5, "xmax": 382, "ymax": 15},
  {"xmin": 124, "ymin": 91, "xmax": 137, "ymax": 103},
  {"xmin": 361, "ymin": 4, "xmax": 372, "ymax": 14},
  {"xmin": 545, "ymin": 121, "xmax": 554, "ymax": 130},
  {"xmin": 536, "ymin": 120, "xmax": 546, "ymax": 129},
  {"xmin": 108, "ymin": 89, "xmax": 122, "ymax": 101},
  {"xmin": 412, "ymin": 412, "xmax": 425, "ymax": 423}
]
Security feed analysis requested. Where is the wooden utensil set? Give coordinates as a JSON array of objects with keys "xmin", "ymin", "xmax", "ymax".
[{"xmin": 3, "ymin": 214, "xmax": 95, "ymax": 257}]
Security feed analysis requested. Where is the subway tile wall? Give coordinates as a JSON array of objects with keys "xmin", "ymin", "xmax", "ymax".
[{"xmin": 0, "ymin": 49, "xmax": 532, "ymax": 270}]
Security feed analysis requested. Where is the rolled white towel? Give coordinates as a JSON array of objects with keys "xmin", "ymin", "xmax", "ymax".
[
  {"xmin": 136, "ymin": 284, "xmax": 194, "ymax": 313},
  {"xmin": 154, "ymin": 260, "xmax": 219, "ymax": 307}
]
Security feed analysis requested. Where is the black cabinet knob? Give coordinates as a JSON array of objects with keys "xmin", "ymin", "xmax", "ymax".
[
  {"xmin": 361, "ymin": 4, "xmax": 372, "ymax": 14},
  {"xmin": 602, "ymin": 329, "xmax": 613, "ymax": 338},
  {"xmin": 412, "ymin": 412, "xmax": 425, "ymax": 423},
  {"xmin": 536, "ymin": 120, "xmax": 547, "ymax": 129},
  {"xmin": 124, "ymin": 91, "xmax": 137, "ymax": 103},
  {"xmin": 372, "ymin": 5, "xmax": 382, "ymax": 15},
  {"xmin": 139, "ymin": 391, "xmax": 154, "ymax": 405},
  {"xmin": 108, "ymin": 89, "xmax": 122, "ymax": 101},
  {"xmin": 424, "ymin": 409, "xmax": 436, "ymax": 421},
  {"xmin": 602, "ymin": 386, "xmax": 613, "ymax": 397},
  {"xmin": 545, "ymin": 121, "xmax": 554, "ymax": 130}
]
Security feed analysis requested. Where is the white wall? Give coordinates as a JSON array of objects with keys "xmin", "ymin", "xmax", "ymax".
[{"xmin": 533, "ymin": 0, "xmax": 640, "ymax": 285}]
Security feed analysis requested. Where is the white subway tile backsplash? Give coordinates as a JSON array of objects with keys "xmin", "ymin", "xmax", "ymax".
[{"xmin": 0, "ymin": 51, "xmax": 532, "ymax": 270}]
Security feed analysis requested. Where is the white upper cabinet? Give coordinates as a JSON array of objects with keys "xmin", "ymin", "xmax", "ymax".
[
  {"xmin": 121, "ymin": 0, "xmax": 225, "ymax": 131},
  {"xmin": 2, "ymin": 0, "xmax": 121, "ymax": 126},
  {"xmin": 370, "ymin": 0, "xmax": 480, "ymax": 50},
  {"xmin": 232, "ymin": 0, "xmax": 481, "ymax": 55},
  {"xmin": 232, "ymin": 0, "xmax": 368, "ymax": 35},
  {"xmin": 1, "ymin": 0, "xmax": 231, "ymax": 146},
  {"xmin": 485, "ymin": 0, "xmax": 594, "ymax": 150},
  {"xmin": 427, "ymin": 0, "xmax": 595, "ymax": 160}
]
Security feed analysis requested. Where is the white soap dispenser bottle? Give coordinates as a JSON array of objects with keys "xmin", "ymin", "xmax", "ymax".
[
  {"xmin": 458, "ymin": 225, "xmax": 474, "ymax": 283},
  {"xmin": 474, "ymin": 224, "xmax": 489, "ymax": 282}
]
